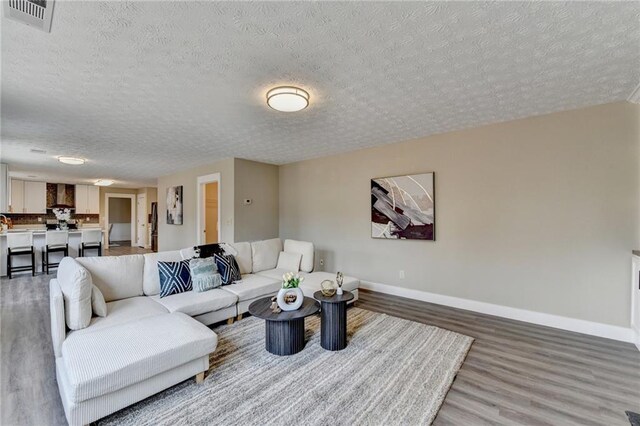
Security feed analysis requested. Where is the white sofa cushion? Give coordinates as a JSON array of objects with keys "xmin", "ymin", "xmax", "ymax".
[
  {"xmin": 150, "ymin": 289, "xmax": 237, "ymax": 317},
  {"xmin": 180, "ymin": 246, "xmax": 197, "ymax": 260},
  {"xmin": 56, "ymin": 258, "xmax": 93, "ymax": 330},
  {"xmin": 276, "ymin": 251, "xmax": 302, "ymax": 272},
  {"xmin": 254, "ymin": 268, "xmax": 307, "ymax": 282},
  {"xmin": 284, "ymin": 240, "xmax": 314, "ymax": 272},
  {"xmin": 299, "ymin": 271, "xmax": 360, "ymax": 297},
  {"xmin": 71, "ymin": 297, "xmax": 168, "ymax": 335},
  {"xmin": 91, "ymin": 285, "xmax": 107, "ymax": 317},
  {"xmin": 61, "ymin": 312, "xmax": 217, "ymax": 403},
  {"xmin": 222, "ymin": 274, "xmax": 281, "ymax": 301},
  {"xmin": 76, "ymin": 255, "xmax": 144, "ymax": 302},
  {"xmin": 250, "ymin": 238, "xmax": 282, "ymax": 273},
  {"xmin": 142, "ymin": 250, "xmax": 184, "ymax": 296},
  {"xmin": 229, "ymin": 242, "xmax": 252, "ymax": 274}
]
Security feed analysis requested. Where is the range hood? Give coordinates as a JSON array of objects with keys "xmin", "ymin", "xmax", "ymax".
[{"xmin": 46, "ymin": 183, "xmax": 75, "ymax": 209}]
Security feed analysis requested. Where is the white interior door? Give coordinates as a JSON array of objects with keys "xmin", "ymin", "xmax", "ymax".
[{"xmin": 137, "ymin": 194, "xmax": 146, "ymax": 247}]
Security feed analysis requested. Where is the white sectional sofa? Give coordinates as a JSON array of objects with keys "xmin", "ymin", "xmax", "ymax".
[{"xmin": 51, "ymin": 238, "xmax": 359, "ymax": 425}]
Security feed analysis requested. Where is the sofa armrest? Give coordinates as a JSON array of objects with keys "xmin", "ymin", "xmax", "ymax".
[{"xmin": 50, "ymin": 279, "xmax": 66, "ymax": 358}]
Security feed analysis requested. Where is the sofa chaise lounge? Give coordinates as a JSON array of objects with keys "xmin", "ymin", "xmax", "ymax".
[{"xmin": 51, "ymin": 238, "xmax": 359, "ymax": 425}]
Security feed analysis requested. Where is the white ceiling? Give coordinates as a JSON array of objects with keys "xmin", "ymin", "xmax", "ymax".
[{"xmin": 2, "ymin": 2, "xmax": 639, "ymax": 187}]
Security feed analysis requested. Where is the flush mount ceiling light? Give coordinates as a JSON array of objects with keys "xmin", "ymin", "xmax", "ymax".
[
  {"xmin": 94, "ymin": 179, "xmax": 114, "ymax": 186},
  {"xmin": 57, "ymin": 156, "xmax": 85, "ymax": 165},
  {"xmin": 266, "ymin": 86, "xmax": 310, "ymax": 112}
]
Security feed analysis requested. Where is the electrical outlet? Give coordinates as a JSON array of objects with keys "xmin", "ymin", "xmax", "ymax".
[
  {"xmin": 399, "ymin": 270, "xmax": 405, "ymax": 279},
  {"xmin": 319, "ymin": 259, "xmax": 324, "ymax": 266}
]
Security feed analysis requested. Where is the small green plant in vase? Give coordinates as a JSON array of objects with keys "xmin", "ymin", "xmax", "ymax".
[
  {"xmin": 282, "ymin": 272, "xmax": 304, "ymax": 289},
  {"xmin": 277, "ymin": 272, "xmax": 305, "ymax": 311}
]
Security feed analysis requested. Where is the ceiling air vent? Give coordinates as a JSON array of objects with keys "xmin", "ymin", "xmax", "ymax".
[{"xmin": 3, "ymin": 0, "xmax": 54, "ymax": 32}]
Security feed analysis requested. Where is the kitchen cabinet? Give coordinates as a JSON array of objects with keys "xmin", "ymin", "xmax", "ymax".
[
  {"xmin": 10, "ymin": 179, "xmax": 24, "ymax": 213},
  {"xmin": 10, "ymin": 180, "xmax": 46, "ymax": 213},
  {"xmin": 75, "ymin": 185, "xmax": 100, "ymax": 214},
  {"xmin": 24, "ymin": 181, "xmax": 46, "ymax": 213},
  {"xmin": 0, "ymin": 164, "xmax": 8, "ymax": 213}
]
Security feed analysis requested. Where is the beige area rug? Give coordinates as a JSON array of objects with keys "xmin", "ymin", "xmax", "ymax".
[{"xmin": 98, "ymin": 308, "xmax": 473, "ymax": 426}]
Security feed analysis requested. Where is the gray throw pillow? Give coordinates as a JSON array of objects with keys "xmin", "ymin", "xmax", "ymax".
[{"xmin": 189, "ymin": 257, "xmax": 222, "ymax": 292}]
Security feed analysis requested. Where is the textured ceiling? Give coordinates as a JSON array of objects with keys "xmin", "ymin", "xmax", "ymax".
[{"xmin": 2, "ymin": 1, "xmax": 639, "ymax": 187}]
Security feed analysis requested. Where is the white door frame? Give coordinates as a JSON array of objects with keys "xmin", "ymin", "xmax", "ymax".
[
  {"xmin": 136, "ymin": 193, "xmax": 148, "ymax": 248},
  {"xmin": 104, "ymin": 193, "xmax": 136, "ymax": 249},
  {"xmin": 196, "ymin": 173, "xmax": 221, "ymax": 245}
]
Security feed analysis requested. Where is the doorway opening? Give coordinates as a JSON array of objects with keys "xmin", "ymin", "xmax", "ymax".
[
  {"xmin": 197, "ymin": 173, "xmax": 220, "ymax": 245},
  {"xmin": 104, "ymin": 194, "xmax": 136, "ymax": 248}
]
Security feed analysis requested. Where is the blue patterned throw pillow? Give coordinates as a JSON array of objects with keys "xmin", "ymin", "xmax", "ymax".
[
  {"xmin": 158, "ymin": 260, "xmax": 192, "ymax": 297},
  {"xmin": 213, "ymin": 253, "xmax": 242, "ymax": 285}
]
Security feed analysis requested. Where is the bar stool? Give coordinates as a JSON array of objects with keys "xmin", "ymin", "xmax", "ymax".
[
  {"xmin": 79, "ymin": 229, "xmax": 102, "ymax": 257},
  {"xmin": 42, "ymin": 230, "xmax": 69, "ymax": 274},
  {"xmin": 6, "ymin": 232, "xmax": 35, "ymax": 278}
]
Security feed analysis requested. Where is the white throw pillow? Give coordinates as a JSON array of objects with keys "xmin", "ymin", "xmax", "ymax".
[
  {"xmin": 276, "ymin": 251, "xmax": 302, "ymax": 272},
  {"xmin": 251, "ymin": 238, "xmax": 282, "ymax": 273},
  {"xmin": 56, "ymin": 258, "xmax": 92, "ymax": 330},
  {"xmin": 284, "ymin": 240, "xmax": 315, "ymax": 273},
  {"xmin": 91, "ymin": 285, "xmax": 107, "ymax": 317}
]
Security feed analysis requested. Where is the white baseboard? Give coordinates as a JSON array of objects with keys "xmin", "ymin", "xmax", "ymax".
[{"xmin": 360, "ymin": 280, "xmax": 635, "ymax": 344}]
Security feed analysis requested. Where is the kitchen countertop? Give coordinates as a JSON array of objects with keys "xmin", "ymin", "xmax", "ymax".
[{"xmin": 0, "ymin": 228, "xmax": 104, "ymax": 236}]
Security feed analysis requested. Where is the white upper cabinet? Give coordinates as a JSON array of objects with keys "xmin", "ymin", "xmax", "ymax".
[
  {"xmin": 10, "ymin": 179, "xmax": 24, "ymax": 213},
  {"xmin": 24, "ymin": 181, "xmax": 46, "ymax": 213},
  {"xmin": 75, "ymin": 185, "xmax": 100, "ymax": 214},
  {"xmin": 75, "ymin": 184, "xmax": 87, "ymax": 213},
  {"xmin": 87, "ymin": 185, "xmax": 99, "ymax": 214},
  {"xmin": 0, "ymin": 164, "xmax": 8, "ymax": 213},
  {"xmin": 10, "ymin": 180, "xmax": 46, "ymax": 213}
]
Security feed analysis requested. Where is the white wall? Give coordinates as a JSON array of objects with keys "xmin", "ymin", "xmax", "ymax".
[
  {"xmin": 279, "ymin": 102, "xmax": 640, "ymax": 327},
  {"xmin": 109, "ymin": 224, "xmax": 131, "ymax": 241}
]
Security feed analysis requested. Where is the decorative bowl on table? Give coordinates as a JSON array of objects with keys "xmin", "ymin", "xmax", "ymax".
[{"xmin": 320, "ymin": 279, "xmax": 337, "ymax": 297}]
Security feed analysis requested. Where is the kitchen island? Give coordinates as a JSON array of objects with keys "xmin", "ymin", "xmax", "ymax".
[{"xmin": 0, "ymin": 228, "xmax": 105, "ymax": 277}]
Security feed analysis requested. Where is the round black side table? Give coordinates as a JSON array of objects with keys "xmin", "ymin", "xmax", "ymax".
[
  {"xmin": 248, "ymin": 296, "xmax": 320, "ymax": 356},
  {"xmin": 314, "ymin": 290, "xmax": 354, "ymax": 351}
]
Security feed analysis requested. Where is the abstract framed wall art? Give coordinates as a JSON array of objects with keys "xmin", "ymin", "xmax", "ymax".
[
  {"xmin": 371, "ymin": 173, "xmax": 435, "ymax": 240},
  {"xmin": 166, "ymin": 185, "xmax": 183, "ymax": 225}
]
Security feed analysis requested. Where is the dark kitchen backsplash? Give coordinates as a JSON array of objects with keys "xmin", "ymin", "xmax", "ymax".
[
  {"xmin": 4, "ymin": 213, "xmax": 100, "ymax": 225},
  {"xmin": 46, "ymin": 183, "xmax": 75, "ymax": 208}
]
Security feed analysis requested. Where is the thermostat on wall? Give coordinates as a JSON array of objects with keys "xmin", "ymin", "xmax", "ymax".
[{"xmin": 243, "ymin": 199, "xmax": 252, "ymax": 205}]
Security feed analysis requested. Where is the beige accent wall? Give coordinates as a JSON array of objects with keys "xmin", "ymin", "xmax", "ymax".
[
  {"xmin": 158, "ymin": 158, "xmax": 235, "ymax": 251},
  {"xmin": 108, "ymin": 198, "xmax": 131, "ymax": 223},
  {"xmin": 279, "ymin": 102, "xmax": 640, "ymax": 327},
  {"xmin": 234, "ymin": 158, "xmax": 279, "ymax": 242},
  {"xmin": 157, "ymin": 158, "xmax": 280, "ymax": 251}
]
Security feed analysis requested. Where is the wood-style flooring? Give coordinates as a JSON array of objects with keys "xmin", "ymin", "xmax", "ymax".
[
  {"xmin": 104, "ymin": 244, "xmax": 153, "ymax": 256},
  {"xmin": 358, "ymin": 289, "xmax": 640, "ymax": 425},
  {"xmin": 1, "ymin": 269, "xmax": 638, "ymax": 425}
]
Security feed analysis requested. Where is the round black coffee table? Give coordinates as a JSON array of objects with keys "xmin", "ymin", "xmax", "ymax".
[
  {"xmin": 314, "ymin": 290, "xmax": 354, "ymax": 351},
  {"xmin": 248, "ymin": 296, "xmax": 320, "ymax": 356}
]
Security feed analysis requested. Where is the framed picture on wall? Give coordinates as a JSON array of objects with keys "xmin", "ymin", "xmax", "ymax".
[
  {"xmin": 166, "ymin": 185, "xmax": 183, "ymax": 225},
  {"xmin": 371, "ymin": 172, "xmax": 435, "ymax": 240}
]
